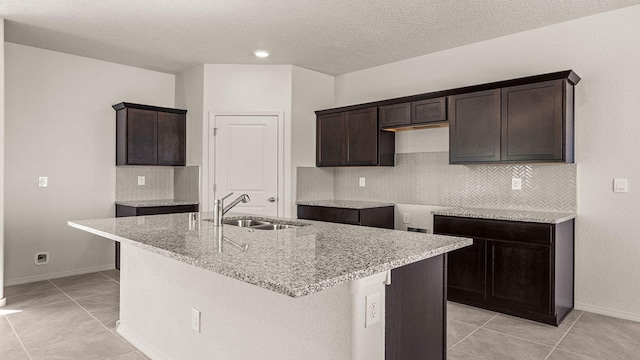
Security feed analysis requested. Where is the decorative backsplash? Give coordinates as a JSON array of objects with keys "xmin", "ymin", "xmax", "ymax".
[
  {"xmin": 116, "ymin": 166, "xmax": 200, "ymax": 202},
  {"xmin": 297, "ymin": 152, "xmax": 576, "ymax": 213}
]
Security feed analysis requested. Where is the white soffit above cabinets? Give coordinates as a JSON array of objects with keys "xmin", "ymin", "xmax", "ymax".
[{"xmin": 1, "ymin": 0, "xmax": 640, "ymax": 76}]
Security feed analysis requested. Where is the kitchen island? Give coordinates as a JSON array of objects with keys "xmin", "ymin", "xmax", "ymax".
[{"xmin": 69, "ymin": 212, "xmax": 471, "ymax": 360}]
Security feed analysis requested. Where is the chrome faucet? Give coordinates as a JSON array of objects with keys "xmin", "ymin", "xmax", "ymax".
[{"xmin": 212, "ymin": 192, "xmax": 250, "ymax": 226}]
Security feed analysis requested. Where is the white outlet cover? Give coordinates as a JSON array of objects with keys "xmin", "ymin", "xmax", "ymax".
[
  {"xmin": 39, "ymin": 177, "xmax": 48, "ymax": 187},
  {"xmin": 614, "ymin": 178, "xmax": 628, "ymax": 193},
  {"xmin": 365, "ymin": 292, "xmax": 381, "ymax": 328},
  {"xmin": 191, "ymin": 308, "xmax": 201, "ymax": 333},
  {"xmin": 402, "ymin": 213, "xmax": 410, "ymax": 224},
  {"xmin": 511, "ymin": 177, "xmax": 522, "ymax": 191},
  {"xmin": 359, "ymin": 177, "xmax": 366, "ymax": 187},
  {"xmin": 138, "ymin": 176, "xmax": 145, "ymax": 186}
]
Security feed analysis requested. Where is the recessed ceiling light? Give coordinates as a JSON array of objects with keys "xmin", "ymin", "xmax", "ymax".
[{"xmin": 253, "ymin": 50, "xmax": 270, "ymax": 58}]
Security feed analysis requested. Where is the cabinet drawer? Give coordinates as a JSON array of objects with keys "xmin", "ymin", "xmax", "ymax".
[
  {"xmin": 297, "ymin": 205, "xmax": 359, "ymax": 225},
  {"xmin": 434, "ymin": 216, "xmax": 553, "ymax": 244}
]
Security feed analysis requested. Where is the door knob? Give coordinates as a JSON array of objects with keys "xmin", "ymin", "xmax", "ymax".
[{"xmin": 268, "ymin": 197, "xmax": 277, "ymax": 202}]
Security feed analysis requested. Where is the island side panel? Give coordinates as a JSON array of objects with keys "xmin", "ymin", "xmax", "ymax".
[
  {"xmin": 385, "ymin": 254, "xmax": 446, "ymax": 360},
  {"xmin": 118, "ymin": 243, "xmax": 357, "ymax": 360}
]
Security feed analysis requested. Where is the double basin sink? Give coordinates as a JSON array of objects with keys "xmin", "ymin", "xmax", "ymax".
[{"xmin": 222, "ymin": 218, "xmax": 303, "ymax": 231}]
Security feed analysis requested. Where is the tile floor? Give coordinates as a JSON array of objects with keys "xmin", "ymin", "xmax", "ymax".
[
  {"xmin": 1, "ymin": 270, "xmax": 149, "ymax": 360},
  {"xmin": 2, "ymin": 271, "xmax": 640, "ymax": 359}
]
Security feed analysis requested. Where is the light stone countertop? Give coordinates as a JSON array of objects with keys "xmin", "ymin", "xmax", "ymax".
[
  {"xmin": 115, "ymin": 199, "xmax": 199, "ymax": 207},
  {"xmin": 432, "ymin": 207, "xmax": 575, "ymax": 224},
  {"xmin": 296, "ymin": 199, "xmax": 395, "ymax": 209},
  {"xmin": 68, "ymin": 212, "xmax": 471, "ymax": 298}
]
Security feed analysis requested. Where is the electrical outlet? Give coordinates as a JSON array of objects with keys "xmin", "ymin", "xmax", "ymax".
[
  {"xmin": 191, "ymin": 308, "xmax": 201, "ymax": 333},
  {"xmin": 359, "ymin": 177, "xmax": 366, "ymax": 187},
  {"xmin": 365, "ymin": 292, "xmax": 381, "ymax": 328},
  {"xmin": 511, "ymin": 177, "xmax": 522, "ymax": 191},
  {"xmin": 39, "ymin": 177, "xmax": 48, "ymax": 187},
  {"xmin": 138, "ymin": 176, "xmax": 146, "ymax": 186},
  {"xmin": 402, "ymin": 213, "xmax": 410, "ymax": 224}
]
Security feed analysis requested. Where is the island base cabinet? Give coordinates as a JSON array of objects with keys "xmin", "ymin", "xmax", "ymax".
[
  {"xmin": 386, "ymin": 255, "xmax": 446, "ymax": 360},
  {"xmin": 434, "ymin": 216, "xmax": 574, "ymax": 326}
]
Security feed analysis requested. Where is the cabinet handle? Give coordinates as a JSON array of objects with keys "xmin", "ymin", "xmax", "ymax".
[{"xmin": 268, "ymin": 197, "xmax": 277, "ymax": 202}]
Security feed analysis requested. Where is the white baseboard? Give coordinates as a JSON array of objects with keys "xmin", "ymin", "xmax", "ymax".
[
  {"xmin": 4, "ymin": 264, "xmax": 116, "ymax": 286},
  {"xmin": 117, "ymin": 322, "xmax": 171, "ymax": 360},
  {"xmin": 575, "ymin": 302, "xmax": 640, "ymax": 323}
]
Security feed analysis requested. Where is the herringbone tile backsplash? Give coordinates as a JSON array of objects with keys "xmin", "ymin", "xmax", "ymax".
[
  {"xmin": 116, "ymin": 166, "xmax": 200, "ymax": 202},
  {"xmin": 297, "ymin": 152, "xmax": 576, "ymax": 213}
]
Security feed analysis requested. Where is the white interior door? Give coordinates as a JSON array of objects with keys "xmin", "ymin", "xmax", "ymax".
[{"xmin": 212, "ymin": 114, "xmax": 280, "ymax": 216}]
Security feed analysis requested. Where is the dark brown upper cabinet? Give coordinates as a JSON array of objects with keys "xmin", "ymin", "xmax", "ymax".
[
  {"xmin": 379, "ymin": 97, "xmax": 447, "ymax": 130},
  {"xmin": 114, "ymin": 102, "xmax": 187, "ymax": 166},
  {"xmin": 316, "ymin": 107, "xmax": 394, "ymax": 167},
  {"xmin": 449, "ymin": 89, "xmax": 502, "ymax": 163},
  {"xmin": 450, "ymin": 78, "xmax": 576, "ymax": 164}
]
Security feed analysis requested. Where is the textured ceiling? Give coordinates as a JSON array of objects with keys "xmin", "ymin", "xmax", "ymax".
[{"xmin": 2, "ymin": 0, "xmax": 639, "ymax": 75}]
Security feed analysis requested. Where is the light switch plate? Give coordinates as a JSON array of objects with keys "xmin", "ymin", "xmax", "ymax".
[{"xmin": 613, "ymin": 178, "xmax": 628, "ymax": 193}]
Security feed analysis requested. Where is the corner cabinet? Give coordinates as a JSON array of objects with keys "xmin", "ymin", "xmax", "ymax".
[
  {"xmin": 316, "ymin": 107, "xmax": 395, "ymax": 167},
  {"xmin": 434, "ymin": 215, "xmax": 575, "ymax": 326},
  {"xmin": 114, "ymin": 102, "xmax": 187, "ymax": 166},
  {"xmin": 449, "ymin": 77, "xmax": 577, "ymax": 164}
]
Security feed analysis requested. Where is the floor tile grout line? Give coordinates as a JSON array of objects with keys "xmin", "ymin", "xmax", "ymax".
[
  {"xmin": 544, "ymin": 311, "xmax": 589, "ymax": 360},
  {"xmin": 48, "ymin": 279, "xmax": 120, "ymax": 336},
  {"xmin": 4, "ymin": 315, "xmax": 35, "ymax": 360},
  {"xmin": 448, "ymin": 313, "xmax": 499, "ymax": 351},
  {"xmin": 479, "ymin": 326, "xmax": 555, "ymax": 351}
]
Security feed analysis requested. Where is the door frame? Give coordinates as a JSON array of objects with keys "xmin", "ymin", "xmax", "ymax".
[{"xmin": 204, "ymin": 111, "xmax": 285, "ymax": 217}]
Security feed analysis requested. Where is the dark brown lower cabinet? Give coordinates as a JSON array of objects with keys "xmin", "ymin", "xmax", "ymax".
[
  {"xmin": 434, "ymin": 215, "xmax": 574, "ymax": 326},
  {"xmin": 386, "ymin": 254, "xmax": 446, "ymax": 360},
  {"xmin": 115, "ymin": 204, "xmax": 199, "ymax": 269},
  {"xmin": 296, "ymin": 205, "xmax": 394, "ymax": 229}
]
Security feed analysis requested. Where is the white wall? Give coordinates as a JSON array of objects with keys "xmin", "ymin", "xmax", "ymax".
[
  {"xmin": 291, "ymin": 66, "xmax": 334, "ymax": 214},
  {"xmin": 334, "ymin": 5, "xmax": 640, "ymax": 320},
  {"xmin": 200, "ymin": 64, "xmax": 293, "ymax": 215},
  {"xmin": 4, "ymin": 43, "xmax": 175, "ymax": 285},
  {"xmin": 0, "ymin": 19, "xmax": 6, "ymax": 304},
  {"xmin": 175, "ymin": 65, "xmax": 205, "ymax": 168}
]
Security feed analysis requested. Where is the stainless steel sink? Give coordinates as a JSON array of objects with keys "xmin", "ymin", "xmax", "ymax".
[
  {"xmin": 214, "ymin": 217, "xmax": 306, "ymax": 230},
  {"xmin": 222, "ymin": 219, "xmax": 270, "ymax": 227},
  {"xmin": 250, "ymin": 224, "xmax": 297, "ymax": 230}
]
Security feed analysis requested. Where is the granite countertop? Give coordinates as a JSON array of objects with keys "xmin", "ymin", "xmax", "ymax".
[
  {"xmin": 432, "ymin": 207, "xmax": 575, "ymax": 224},
  {"xmin": 115, "ymin": 199, "xmax": 199, "ymax": 207},
  {"xmin": 68, "ymin": 213, "xmax": 470, "ymax": 298},
  {"xmin": 296, "ymin": 199, "xmax": 395, "ymax": 209}
]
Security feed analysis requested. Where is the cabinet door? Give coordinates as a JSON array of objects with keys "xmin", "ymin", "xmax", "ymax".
[
  {"xmin": 449, "ymin": 89, "xmax": 501, "ymax": 164},
  {"xmin": 411, "ymin": 97, "xmax": 446, "ymax": 124},
  {"xmin": 127, "ymin": 108, "xmax": 157, "ymax": 165},
  {"xmin": 157, "ymin": 112, "xmax": 186, "ymax": 165},
  {"xmin": 316, "ymin": 112, "xmax": 346, "ymax": 166},
  {"xmin": 447, "ymin": 238, "xmax": 487, "ymax": 303},
  {"xmin": 380, "ymin": 103, "xmax": 410, "ymax": 128},
  {"xmin": 345, "ymin": 107, "xmax": 378, "ymax": 166},
  {"xmin": 487, "ymin": 240, "xmax": 552, "ymax": 314},
  {"xmin": 502, "ymin": 80, "xmax": 564, "ymax": 162}
]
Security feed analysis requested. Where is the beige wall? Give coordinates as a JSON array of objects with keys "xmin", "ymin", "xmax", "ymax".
[
  {"xmin": 4, "ymin": 43, "xmax": 175, "ymax": 284},
  {"xmin": 291, "ymin": 66, "xmax": 334, "ymax": 215},
  {"xmin": 334, "ymin": 5, "xmax": 640, "ymax": 320},
  {"xmin": 175, "ymin": 65, "xmax": 205, "ymax": 170},
  {"xmin": 0, "ymin": 19, "xmax": 5, "ymax": 303}
]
